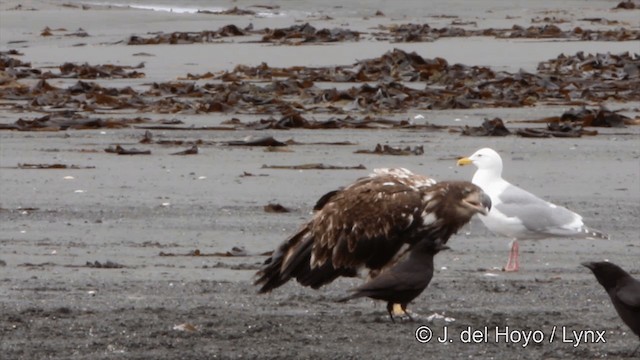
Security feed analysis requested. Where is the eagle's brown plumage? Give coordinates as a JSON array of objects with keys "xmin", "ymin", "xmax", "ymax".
[{"xmin": 255, "ymin": 168, "xmax": 491, "ymax": 294}]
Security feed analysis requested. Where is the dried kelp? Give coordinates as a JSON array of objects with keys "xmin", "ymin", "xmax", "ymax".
[
  {"xmin": 561, "ymin": 107, "xmax": 629, "ymax": 127},
  {"xmin": 135, "ymin": 125, "xmax": 235, "ymax": 131},
  {"xmin": 262, "ymin": 163, "xmax": 366, "ymax": 170},
  {"xmin": 0, "ymin": 52, "xmax": 40, "ymax": 80},
  {"xmin": 40, "ymin": 26, "xmax": 66, "ymax": 36},
  {"xmin": 227, "ymin": 114, "xmax": 430, "ymax": 130},
  {"xmin": 462, "ymin": 117, "xmax": 600, "ymax": 138},
  {"xmin": 284, "ymin": 139, "xmax": 357, "ymax": 146},
  {"xmin": 54, "ymin": 62, "xmax": 145, "ymax": 79},
  {"xmin": 139, "ymin": 130, "xmax": 154, "ymax": 143},
  {"xmin": 510, "ymin": 107, "xmax": 634, "ymax": 127},
  {"xmin": 40, "ymin": 26, "xmax": 89, "ymax": 37},
  {"xmin": 462, "ymin": 118, "xmax": 511, "ymax": 136},
  {"xmin": 0, "ymin": 79, "xmax": 147, "ymax": 113},
  {"xmin": 125, "ymin": 22, "xmax": 360, "ymax": 46},
  {"xmin": 126, "ymin": 21, "xmax": 638, "ymax": 47},
  {"xmin": 239, "ymin": 171, "xmax": 269, "ymax": 177},
  {"xmin": 170, "ymin": 145, "xmax": 199, "ymax": 155},
  {"xmin": 104, "ymin": 145, "xmax": 151, "ymax": 155},
  {"xmin": 263, "ymin": 146, "xmax": 292, "ymax": 153},
  {"xmin": 209, "ymin": 49, "xmax": 640, "ymax": 110},
  {"xmin": 221, "ymin": 112, "xmax": 311, "ymax": 130},
  {"xmin": 85, "ymin": 260, "xmax": 124, "ymax": 269},
  {"xmin": 376, "ymin": 23, "xmax": 640, "ymax": 42},
  {"xmin": 261, "ymin": 23, "xmax": 360, "ymax": 44},
  {"xmin": 0, "ymin": 114, "xmax": 151, "ymax": 131},
  {"xmin": 0, "ymin": 50, "xmax": 23, "ymax": 57},
  {"xmin": 159, "ymin": 247, "xmax": 271, "ymax": 257},
  {"xmin": 1, "ymin": 50, "xmax": 638, "ymax": 121},
  {"xmin": 128, "ymin": 25, "xmax": 248, "ymax": 45},
  {"xmin": 264, "ymin": 203, "xmax": 290, "ymax": 213},
  {"xmin": 374, "ymin": 23, "xmax": 478, "ymax": 42},
  {"xmin": 3, "ymin": 60, "xmax": 139, "ymax": 80},
  {"xmin": 614, "ymin": 1, "xmax": 636, "ymax": 9},
  {"xmin": 355, "ymin": 144, "xmax": 424, "ymax": 156},
  {"xmin": 123, "ymin": 20, "xmax": 638, "ymax": 47},
  {"xmin": 140, "ymin": 132, "xmax": 213, "ymax": 147},
  {"xmin": 226, "ymin": 136, "xmax": 287, "ymax": 146},
  {"xmin": 531, "ymin": 17, "xmax": 570, "ymax": 24},
  {"xmin": 536, "ymin": 52, "xmax": 640, "ymax": 103},
  {"xmin": 16, "ymin": 163, "xmax": 95, "ymax": 169},
  {"xmin": 214, "ymin": 49, "xmax": 450, "ymax": 82},
  {"xmin": 500, "ymin": 25, "xmax": 640, "ymax": 41},
  {"xmin": 0, "ymin": 52, "xmax": 30, "ymax": 69},
  {"xmin": 517, "ymin": 123, "xmax": 598, "ymax": 138}
]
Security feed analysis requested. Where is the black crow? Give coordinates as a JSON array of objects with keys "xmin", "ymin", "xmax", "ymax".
[
  {"xmin": 338, "ymin": 239, "xmax": 449, "ymax": 322},
  {"xmin": 583, "ymin": 261, "xmax": 640, "ymax": 355}
]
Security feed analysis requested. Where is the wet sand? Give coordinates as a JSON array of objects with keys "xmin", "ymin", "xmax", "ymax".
[{"xmin": 1, "ymin": 1, "xmax": 639, "ymax": 359}]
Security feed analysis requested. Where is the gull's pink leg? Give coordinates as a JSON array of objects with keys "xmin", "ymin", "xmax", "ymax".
[{"xmin": 504, "ymin": 240, "xmax": 520, "ymax": 272}]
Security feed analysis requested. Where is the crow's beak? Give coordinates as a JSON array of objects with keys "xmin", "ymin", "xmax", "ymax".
[
  {"xmin": 581, "ymin": 262, "xmax": 595, "ymax": 270},
  {"xmin": 437, "ymin": 244, "xmax": 451, "ymax": 252}
]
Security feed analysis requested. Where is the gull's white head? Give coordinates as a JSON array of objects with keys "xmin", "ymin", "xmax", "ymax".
[{"xmin": 457, "ymin": 148, "xmax": 503, "ymax": 175}]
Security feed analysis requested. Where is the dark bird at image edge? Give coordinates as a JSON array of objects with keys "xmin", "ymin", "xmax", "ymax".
[{"xmin": 583, "ymin": 261, "xmax": 640, "ymax": 356}]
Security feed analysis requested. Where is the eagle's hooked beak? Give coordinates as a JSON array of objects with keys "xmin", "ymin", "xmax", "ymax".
[
  {"xmin": 463, "ymin": 191, "xmax": 492, "ymax": 216},
  {"xmin": 457, "ymin": 157, "xmax": 473, "ymax": 166},
  {"xmin": 478, "ymin": 192, "xmax": 492, "ymax": 215}
]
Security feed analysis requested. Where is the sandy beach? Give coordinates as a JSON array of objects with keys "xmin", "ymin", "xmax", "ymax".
[{"xmin": 1, "ymin": 0, "xmax": 639, "ymax": 359}]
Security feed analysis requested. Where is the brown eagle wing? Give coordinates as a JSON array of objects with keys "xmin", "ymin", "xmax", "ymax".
[{"xmin": 309, "ymin": 175, "xmax": 431, "ymax": 270}]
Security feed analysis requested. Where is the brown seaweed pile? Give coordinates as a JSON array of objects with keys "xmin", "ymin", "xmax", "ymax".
[
  {"xmin": 124, "ymin": 21, "xmax": 639, "ymax": 46},
  {"xmin": 40, "ymin": 26, "xmax": 90, "ymax": 38},
  {"xmin": 127, "ymin": 25, "xmax": 248, "ymax": 45},
  {"xmin": 222, "ymin": 114, "xmax": 440, "ymax": 130},
  {"xmin": 125, "ymin": 23, "xmax": 359, "ymax": 45},
  {"xmin": 375, "ymin": 23, "xmax": 640, "ymax": 42},
  {"xmin": 55, "ymin": 62, "xmax": 145, "ymax": 79},
  {"xmin": 614, "ymin": 1, "xmax": 636, "ymax": 9},
  {"xmin": 259, "ymin": 23, "xmax": 360, "ymax": 44},
  {"xmin": 0, "ymin": 114, "xmax": 152, "ymax": 131},
  {"xmin": 1, "ymin": 50, "xmax": 638, "ymax": 131},
  {"xmin": 1, "ymin": 53, "xmax": 145, "ymax": 80},
  {"xmin": 355, "ymin": 144, "xmax": 424, "ymax": 156},
  {"xmin": 206, "ymin": 49, "xmax": 640, "ymax": 107},
  {"xmin": 1, "ymin": 51, "xmax": 39, "ymax": 80},
  {"xmin": 462, "ymin": 117, "xmax": 598, "ymax": 138},
  {"xmin": 511, "ymin": 107, "xmax": 634, "ymax": 127},
  {"xmin": 460, "ymin": 107, "xmax": 633, "ymax": 138}
]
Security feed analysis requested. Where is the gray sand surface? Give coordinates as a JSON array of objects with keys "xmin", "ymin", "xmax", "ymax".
[{"xmin": 1, "ymin": 1, "xmax": 639, "ymax": 359}]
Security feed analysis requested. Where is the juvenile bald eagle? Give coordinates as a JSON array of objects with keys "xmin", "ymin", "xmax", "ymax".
[{"xmin": 255, "ymin": 168, "xmax": 491, "ymax": 293}]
